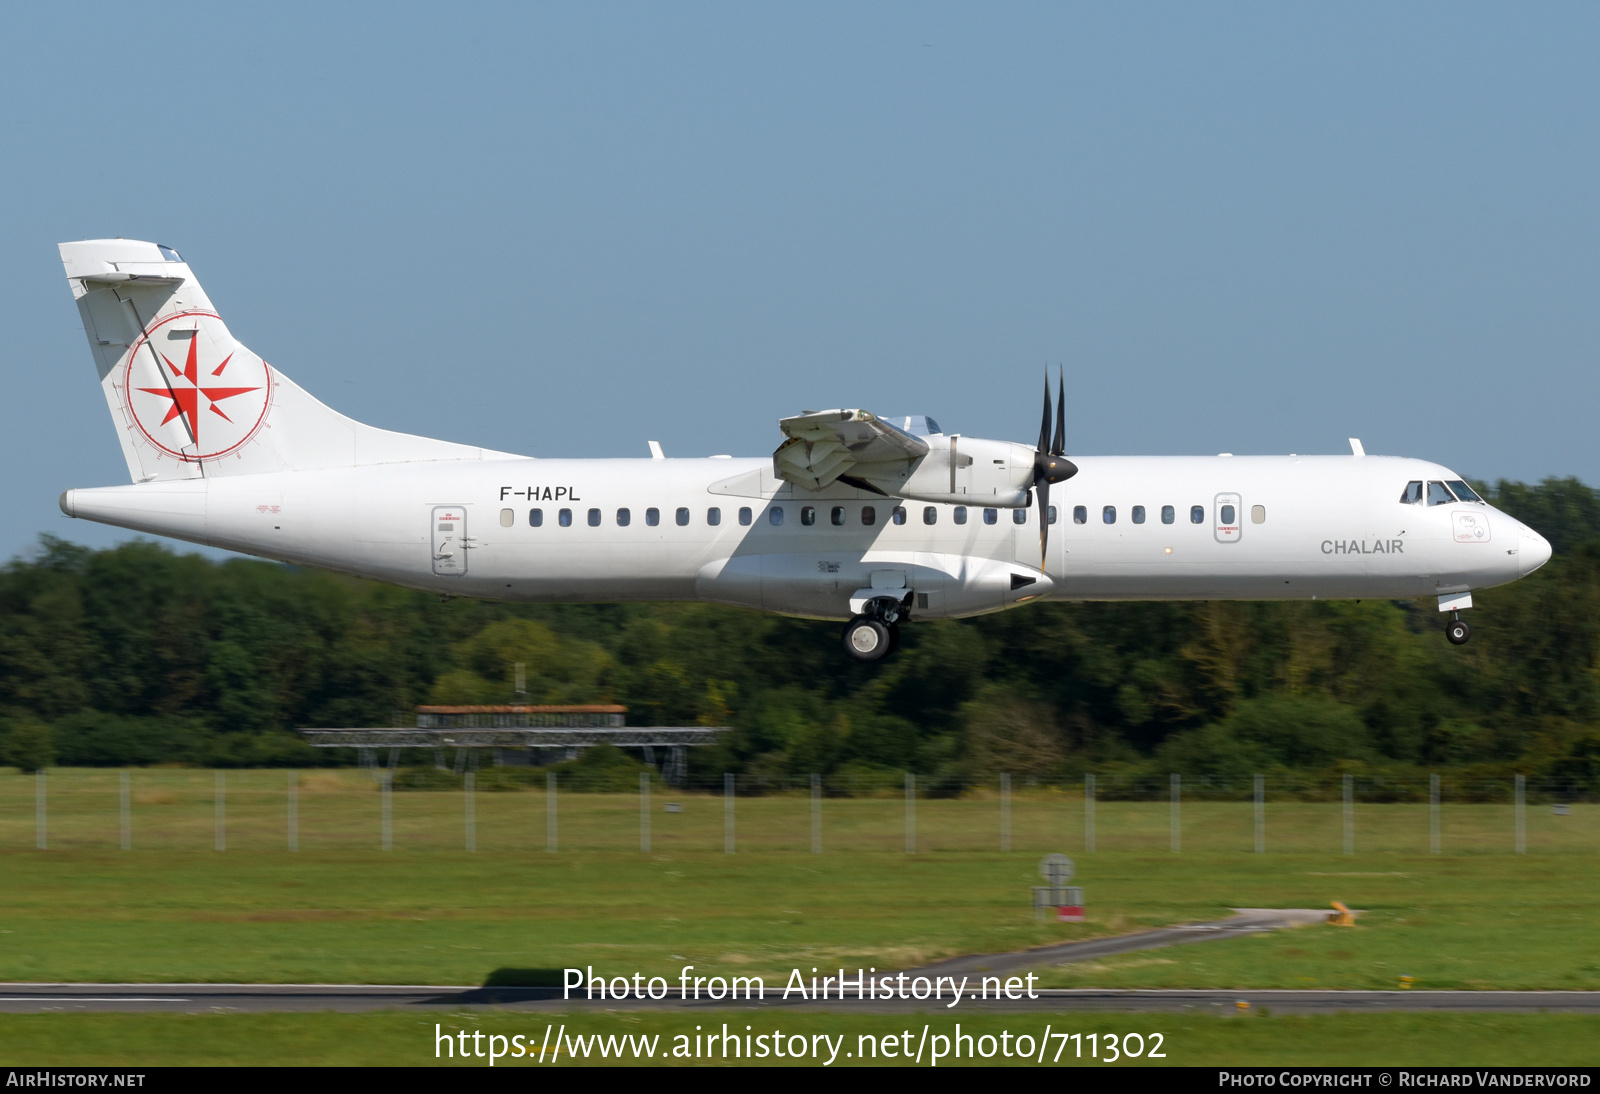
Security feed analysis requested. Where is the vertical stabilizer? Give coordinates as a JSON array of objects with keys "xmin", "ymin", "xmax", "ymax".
[{"xmin": 59, "ymin": 240, "xmax": 514, "ymax": 483}]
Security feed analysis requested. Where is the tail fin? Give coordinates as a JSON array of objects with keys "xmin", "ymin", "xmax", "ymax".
[{"xmin": 59, "ymin": 239, "xmax": 511, "ymax": 483}]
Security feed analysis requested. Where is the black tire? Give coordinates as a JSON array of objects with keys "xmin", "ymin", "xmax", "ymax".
[
  {"xmin": 887, "ymin": 622, "xmax": 902, "ymax": 654},
  {"xmin": 842, "ymin": 617, "xmax": 892, "ymax": 662},
  {"xmin": 1446, "ymin": 619, "xmax": 1472, "ymax": 645}
]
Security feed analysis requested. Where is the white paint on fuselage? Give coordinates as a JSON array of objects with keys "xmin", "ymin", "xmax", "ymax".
[{"xmin": 61, "ymin": 451, "xmax": 1548, "ymax": 622}]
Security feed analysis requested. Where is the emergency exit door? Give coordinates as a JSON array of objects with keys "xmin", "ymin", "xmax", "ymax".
[
  {"xmin": 432, "ymin": 506, "xmax": 468, "ymax": 576},
  {"xmin": 1214, "ymin": 493, "xmax": 1242, "ymax": 543}
]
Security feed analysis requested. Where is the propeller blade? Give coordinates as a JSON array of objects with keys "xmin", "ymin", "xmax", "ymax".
[
  {"xmin": 1037, "ymin": 374, "xmax": 1052, "ymax": 456},
  {"xmin": 1037, "ymin": 479, "xmax": 1051, "ymax": 569},
  {"xmin": 1052, "ymin": 367, "xmax": 1066, "ymax": 456},
  {"xmin": 1030, "ymin": 367, "xmax": 1075, "ymax": 570}
]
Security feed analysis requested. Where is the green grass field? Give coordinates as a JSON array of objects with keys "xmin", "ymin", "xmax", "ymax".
[
  {"xmin": 0, "ymin": 769, "xmax": 1594, "ymax": 988},
  {"xmin": 1, "ymin": 769, "xmax": 1596, "ymax": 1064},
  {"xmin": 2, "ymin": 1011, "xmax": 1598, "ymax": 1067}
]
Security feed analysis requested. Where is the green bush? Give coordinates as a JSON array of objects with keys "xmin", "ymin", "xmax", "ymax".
[
  {"xmin": 546, "ymin": 744, "xmax": 654, "ymax": 792},
  {"xmin": 1, "ymin": 719, "xmax": 55, "ymax": 773},
  {"xmin": 1223, "ymin": 694, "xmax": 1373, "ymax": 768}
]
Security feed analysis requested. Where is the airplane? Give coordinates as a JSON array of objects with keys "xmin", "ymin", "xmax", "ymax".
[{"xmin": 55, "ymin": 239, "xmax": 1553, "ymax": 662}]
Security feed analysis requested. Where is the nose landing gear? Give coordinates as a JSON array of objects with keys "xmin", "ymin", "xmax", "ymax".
[
  {"xmin": 1445, "ymin": 614, "xmax": 1472, "ymax": 645},
  {"xmin": 842, "ymin": 593, "xmax": 911, "ymax": 663}
]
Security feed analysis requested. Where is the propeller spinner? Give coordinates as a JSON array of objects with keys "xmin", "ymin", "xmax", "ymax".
[{"xmin": 1032, "ymin": 370, "xmax": 1078, "ymax": 567}]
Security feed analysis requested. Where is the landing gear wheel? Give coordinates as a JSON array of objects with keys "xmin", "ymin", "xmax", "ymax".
[
  {"xmin": 887, "ymin": 622, "xmax": 901, "ymax": 654},
  {"xmin": 1446, "ymin": 618, "xmax": 1472, "ymax": 645},
  {"xmin": 843, "ymin": 617, "xmax": 893, "ymax": 662}
]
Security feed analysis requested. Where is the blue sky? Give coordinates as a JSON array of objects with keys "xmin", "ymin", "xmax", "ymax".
[{"xmin": 4, "ymin": 3, "xmax": 1598, "ymax": 560}]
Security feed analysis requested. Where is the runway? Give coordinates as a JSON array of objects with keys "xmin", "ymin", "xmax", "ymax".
[
  {"xmin": 912, "ymin": 907, "xmax": 1336, "ymax": 978},
  {"xmin": 2, "ymin": 983, "xmax": 1599, "ymax": 1014}
]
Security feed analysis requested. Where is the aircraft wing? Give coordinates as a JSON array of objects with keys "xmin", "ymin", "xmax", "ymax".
[{"xmin": 772, "ymin": 410, "xmax": 931, "ymax": 492}]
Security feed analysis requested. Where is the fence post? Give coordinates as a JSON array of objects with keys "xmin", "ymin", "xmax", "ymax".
[
  {"xmin": 640, "ymin": 772, "xmax": 651, "ymax": 854},
  {"xmin": 1084, "ymin": 773, "xmax": 1095, "ymax": 853},
  {"xmin": 35, "ymin": 770, "xmax": 45, "ymax": 851},
  {"xmin": 214, "ymin": 771, "xmax": 226, "ymax": 852},
  {"xmin": 287, "ymin": 771, "xmax": 299, "ymax": 852},
  {"xmin": 1515, "ymin": 774, "xmax": 1526, "ymax": 854},
  {"xmin": 905, "ymin": 773, "xmax": 917, "ymax": 854},
  {"xmin": 381, "ymin": 769, "xmax": 393, "ymax": 851},
  {"xmin": 811, "ymin": 773, "xmax": 821, "ymax": 854},
  {"xmin": 1000, "ymin": 773, "xmax": 1011, "ymax": 853},
  {"xmin": 464, "ymin": 771, "xmax": 476, "ymax": 852},
  {"xmin": 546, "ymin": 771, "xmax": 558, "ymax": 853},
  {"xmin": 120, "ymin": 770, "xmax": 131, "ymax": 851},
  {"xmin": 1170, "ymin": 773, "xmax": 1181, "ymax": 852},
  {"xmin": 1254, "ymin": 774, "xmax": 1264, "ymax": 854},
  {"xmin": 1430, "ymin": 774, "xmax": 1440, "ymax": 855},
  {"xmin": 1342, "ymin": 773, "xmax": 1354, "ymax": 855},
  {"xmin": 724, "ymin": 773, "xmax": 735, "ymax": 854}
]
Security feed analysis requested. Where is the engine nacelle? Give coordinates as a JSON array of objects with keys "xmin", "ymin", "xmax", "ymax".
[{"xmin": 857, "ymin": 434, "xmax": 1038, "ymax": 508}]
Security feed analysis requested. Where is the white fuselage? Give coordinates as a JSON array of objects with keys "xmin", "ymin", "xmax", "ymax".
[{"xmin": 61, "ymin": 449, "xmax": 1550, "ymax": 622}]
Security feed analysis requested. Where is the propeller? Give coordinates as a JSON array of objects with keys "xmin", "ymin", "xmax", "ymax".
[{"xmin": 1032, "ymin": 368, "xmax": 1078, "ymax": 568}]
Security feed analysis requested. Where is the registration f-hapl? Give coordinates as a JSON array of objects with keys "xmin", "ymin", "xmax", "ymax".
[{"xmin": 56, "ymin": 240, "xmax": 1551, "ymax": 659}]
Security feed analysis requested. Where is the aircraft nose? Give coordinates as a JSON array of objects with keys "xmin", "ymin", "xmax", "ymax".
[{"xmin": 1520, "ymin": 529, "xmax": 1553, "ymax": 575}]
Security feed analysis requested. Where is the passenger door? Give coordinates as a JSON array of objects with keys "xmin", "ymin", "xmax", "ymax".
[{"xmin": 431, "ymin": 506, "xmax": 468, "ymax": 576}]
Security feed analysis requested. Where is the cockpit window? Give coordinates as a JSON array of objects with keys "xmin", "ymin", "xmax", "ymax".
[
  {"xmin": 1445, "ymin": 480, "xmax": 1482, "ymax": 503},
  {"xmin": 1427, "ymin": 481, "xmax": 1456, "ymax": 506},
  {"xmin": 1400, "ymin": 481, "xmax": 1423, "ymax": 504},
  {"xmin": 156, "ymin": 244, "xmax": 183, "ymax": 262}
]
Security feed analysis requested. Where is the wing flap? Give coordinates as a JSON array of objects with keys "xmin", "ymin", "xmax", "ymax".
[{"xmin": 772, "ymin": 410, "xmax": 930, "ymax": 490}]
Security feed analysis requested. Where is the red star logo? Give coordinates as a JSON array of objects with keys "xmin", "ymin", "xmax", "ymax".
[{"xmin": 137, "ymin": 334, "xmax": 261, "ymax": 449}]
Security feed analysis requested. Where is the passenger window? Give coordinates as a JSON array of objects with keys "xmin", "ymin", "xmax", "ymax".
[
  {"xmin": 1220, "ymin": 504, "xmax": 1236, "ymax": 525},
  {"xmin": 892, "ymin": 506, "xmax": 907, "ymax": 525},
  {"xmin": 1190, "ymin": 505, "xmax": 1204, "ymax": 524},
  {"xmin": 801, "ymin": 506, "xmax": 816, "ymax": 526},
  {"xmin": 983, "ymin": 508, "xmax": 998, "ymax": 525},
  {"xmin": 1013, "ymin": 508, "xmax": 1027, "ymax": 525},
  {"xmin": 1047, "ymin": 505, "xmax": 1057, "ymax": 525},
  {"xmin": 1446, "ymin": 480, "xmax": 1482, "ymax": 503},
  {"xmin": 1250, "ymin": 505, "xmax": 1266, "ymax": 524},
  {"xmin": 861, "ymin": 506, "xmax": 876, "ymax": 526},
  {"xmin": 954, "ymin": 506, "xmax": 968, "ymax": 525},
  {"xmin": 923, "ymin": 506, "xmax": 937, "ymax": 525},
  {"xmin": 738, "ymin": 507, "xmax": 752, "ymax": 526},
  {"xmin": 1401, "ymin": 481, "xmax": 1424, "ymax": 504},
  {"xmin": 1427, "ymin": 481, "xmax": 1455, "ymax": 506},
  {"xmin": 499, "ymin": 508, "xmax": 514, "ymax": 528},
  {"xmin": 675, "ymin": 507, "xmax": 690, "ymax": 526},
  {"xmin": 587, "ymin": 508, "xmax": 601, "ymax": 527},
  {"xmin": 617, "ymin": 508, "xmax": 631, "ymax": 527},
  {"xmin": 1103, "ymin": 506, "xmax": 1116, "ymax": 525},
  {"xmin": 1161, "ymin": 505, "xmax": 1174, "ymax": 525},
  {"xmin": 529, "ymin": 509, "xmax": 543, "ymax": 527},
  {"xmin": 831, "ymin": 506, "xmax": 846, "ymax": 526},
  {"xmin": 707, "ymin": 507, "xmax": 721, "ymax": 526},
  {"xmin": 559, "ymin": 508, "xmax": 573, "ymax": 527},
  {"xmin": 1073, "ymin": 505, "xmax": 1087, "ymax": 524},
  {"xmin": 645, "ymin": 508, "xmax": 660, "ymax": 527},
  {"xmin": 769, "ymin": 506, "xmax": 784, "ymax": 526},
  {"xmin": 1132, "ymin": 506, "xmax": 1145, "ymax": 525}
]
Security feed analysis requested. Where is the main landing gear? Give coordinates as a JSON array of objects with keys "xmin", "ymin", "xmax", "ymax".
[
  {"xmin": 1445, "ymin": 614, "xmax": 1472, "ymax": 645},
  {"xmin": 842, "ymin": 594, "xmax": 911, "ymax": 663}
]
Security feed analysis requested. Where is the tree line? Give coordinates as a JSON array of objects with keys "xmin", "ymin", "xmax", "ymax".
[{"xmin": 2, "ymin": 477, "xmax": 1599, "ymax": 797}]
